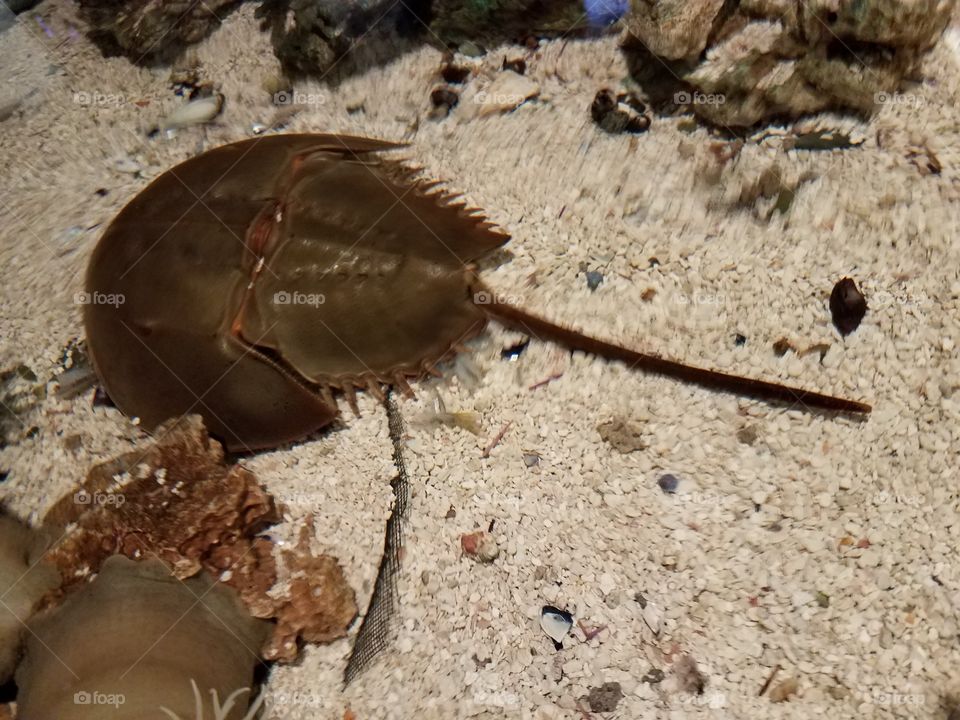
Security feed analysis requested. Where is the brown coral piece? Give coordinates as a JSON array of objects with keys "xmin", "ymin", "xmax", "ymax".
[
  {"xmin": 264, "ymin": 521, "xmax": 358, "ymax": 662},
  {"xmin": 44, "ymin": 415, "xmax": 278, "ymax": 592},
  {"xmin": 43, "ymin": 415, "xmax": 355, "ymax": 661}
]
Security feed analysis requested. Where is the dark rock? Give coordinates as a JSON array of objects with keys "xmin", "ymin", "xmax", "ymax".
[
  {"xmin": 259, "ymin": 0, "xmax": 429, "ymax": 77},
  {"xmin": 585, "ymin": 270, "xmax": 604, "ymax": 291},
  {"xmin": 431, "ymin": 86, "xmax": 459, "ymax": 110},
  {"xmin": 585, "ymin": 682, "xmax": 623, "ymax": 713},
  {"xmin": 78, "ymin": 0, "xmax": 242, "ymax": 64},
  {"xmin": 591, "ymin": 88, "xmax": 651, "ymax": 134},
  {"xmin": 642, "ymin": 667, "xmax": 665, "ymax": 684},
  {"xmin": 624, "ymin": 0, "xmax": 954, "ymax": 126},
  {"xmin": 657, "ymin": 473, "xmax": 679, "ymax": 494},
  {"xmin": 5, "ymin": 0, "xmax": 40, "ymax": 15},
  {"xmin": 830, "ymin": 277, "xmax": 867, "ymax": 336},
  {"xmin": 502, "ymin": 57, "xmax": 526, "ymax": 74},
  {"xmin": 431, "ymin": 0, "xmax": 584, "ymax": 47},
  {"xmin": 441, "ymin": 63, "xmax": 471, "ymax": 84}
]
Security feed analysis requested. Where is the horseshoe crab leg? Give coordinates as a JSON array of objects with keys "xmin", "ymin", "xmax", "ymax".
[{"xmin": 477, "ymin": 293, "xmax": 871, "ymax": 415}]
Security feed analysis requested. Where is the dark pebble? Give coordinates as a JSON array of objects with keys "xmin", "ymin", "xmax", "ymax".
[
  {"xmin": 430, "ymin": 86, "xmax": 459, "ymax": 110},
  {"xmin": 735, "ymin": 333, "xmax": 746, "ymax": 346},
  {"xmin": 657, "ymin": 473, "xmax": 679, "ymax": 494},
  {"xmin": 591, "ymin": 89, "xmax": 617, "ymax": 123},
  {"xmin": 441, "ymin": 64, "xmax": 471, "ymax": 84},
  {"xmin": 830, "ymin": 277, "xmax": 867, "ymax": 336},
  {"xmin": 585, "ymin": 270, "xmax": 603, "ymax": 291},
  {"xmin": 642, "ymin": 668, "xmax": 665, "ymax": 684},
  {"xmin": 502, "ymin": 57, "xmax": 526, "ymax": 75},
  {"xmin": 585, "ymin": 682, "xmax": 623, "ymax": 713},
  {"xmin": 591, "ymin": 89, "xmax": 650, "ymax": 134}
]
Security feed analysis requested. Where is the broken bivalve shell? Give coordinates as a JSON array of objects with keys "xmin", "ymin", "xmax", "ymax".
[{"xmin": 540, "ymin": 605, "xmax": 574, "ymax": 649}]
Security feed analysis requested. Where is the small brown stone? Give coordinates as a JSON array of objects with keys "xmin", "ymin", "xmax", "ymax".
[
  {"xmin": 736, "ymin": 425, "xmax": 759, "ymax": 445},
  {"xmin": 769, "ymin": 677, "xmax": 799, "ymax": 702},
  {"xmin": 460, "ymin": 529, "xmax": 499, "ymax": 562},
  {"xmin": 772, "ymin": 337, "xmax": 795, "ymax": 356},
  {"xmin": 597, "ymin": 417, "xmax": 647, "ymax": 453}
]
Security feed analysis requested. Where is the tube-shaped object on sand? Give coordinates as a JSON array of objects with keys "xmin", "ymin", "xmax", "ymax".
[{"xmin": 15, "ymin": 555, "xmax": 270, "ymax": 719}]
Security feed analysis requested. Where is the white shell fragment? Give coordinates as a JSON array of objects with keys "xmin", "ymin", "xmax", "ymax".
[
  {"xmin": 162, "ymin": 92, "xmax": 224, "ymax": 131},
  {"xmin": 473, "ymin": 71, "xmax": 540, "ymax": 118},
  {"xmin": 540, "ymin": 605, "xmax": 573, "ymax": 649},
  {"xmin": 642, "ymin": 601, "xmax": 663, "ymax": 635}
]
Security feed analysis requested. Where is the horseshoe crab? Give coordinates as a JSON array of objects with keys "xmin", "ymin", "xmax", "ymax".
[{"xmin": 84, "ymin": 134, "xmax": 870, "ymax": 451}]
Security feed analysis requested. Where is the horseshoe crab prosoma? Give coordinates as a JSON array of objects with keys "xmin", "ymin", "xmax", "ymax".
[{"xmin": 83, "ymin": 134, "xmax": 870, "ymax": 451}]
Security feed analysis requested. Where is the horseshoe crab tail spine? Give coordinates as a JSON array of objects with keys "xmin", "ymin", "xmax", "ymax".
[{"xmin": 478, "ymin": 296, "xmax": 872, "ymax": 415}]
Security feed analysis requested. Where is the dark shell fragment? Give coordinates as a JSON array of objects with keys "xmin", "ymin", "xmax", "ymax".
[{"xmin": 830, "ymin": 277, "xmax": 867, "ymax": 336}]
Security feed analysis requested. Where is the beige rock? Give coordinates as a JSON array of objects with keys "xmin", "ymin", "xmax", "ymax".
[{"xmin": 626, "ymin": 0, "xmax": 957, "ymax": 125}]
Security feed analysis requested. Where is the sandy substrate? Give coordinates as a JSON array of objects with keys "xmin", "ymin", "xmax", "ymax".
[{"xmin": 2, "ymin": 3, "xmax": 960, "ymax": 719}]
